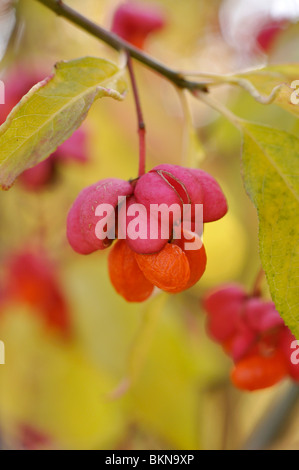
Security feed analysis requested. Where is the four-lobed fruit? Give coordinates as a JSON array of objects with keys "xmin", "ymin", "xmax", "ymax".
[{"xmin": 67, "ymin": 164, "xmax": 227, "ymax": 301}]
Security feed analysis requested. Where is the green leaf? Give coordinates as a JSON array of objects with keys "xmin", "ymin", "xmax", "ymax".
[
  {"xmin": 0, "ymin": 57, "xmax": 127, "ymax": 189},
  {"xmin": 241, "ymin": 122, "xmax": 299, "ymax": 337}
]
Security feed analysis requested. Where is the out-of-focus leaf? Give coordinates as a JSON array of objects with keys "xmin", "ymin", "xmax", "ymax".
[
  {"xmin": 241, "ymin": 122, "xmax": 299, "ymax": 337},
  {"xmin": 233, "ymin": 65, "xmax": 299, "ymax": 117},
  {"xmin": 0, "ymin": 57, "xmax": 127, "ymax": 189},
  {"xmin": 197, "ymin": 65, "xmax": 299, "ymax": 116}
]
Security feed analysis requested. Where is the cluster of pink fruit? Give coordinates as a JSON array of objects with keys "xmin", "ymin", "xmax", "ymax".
[
  {"xmin": 67, "ymin": 164, "xmax": 227, "ymax": 301},
  {"xmin": 203, "ymin": 284, "xmax": 299, "ymax": 391}
]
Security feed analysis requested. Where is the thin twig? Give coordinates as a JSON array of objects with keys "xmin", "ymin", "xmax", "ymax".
[
  {"xmin": 34, "ymin": 0, "xmax": 208, "ymax": 92},
  {"xmin": 193, "ymin": 90, "xmax": 242, "ymax": 131},
  {"xmin": 127, "ymin": 54, "xmax": 146, "ymax": 177},
  {"xmin": 251, "ymin": 267, "xmax": 265, "ymax": 297}
]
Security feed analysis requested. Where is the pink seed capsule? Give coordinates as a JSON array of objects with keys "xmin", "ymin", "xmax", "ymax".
[
  {"xmin": 111, "ymin": 2, "xmax": 166, "ymax": 50},
  {"xmin": 0, "ymin": 67, "xmax": 44, "ymax": 125},
  {"xmin": 53, "ymin": 127, "xmax": 88, "ymax": 164},
  {"xmin": 67, "ymin": 178, "xmax": 133, "ymax": 254},
  {"xmin": 19, "ymin": 158, "xmax": 55, "ymax": 191},
  {"xmin": 190, "ymin": 169, "xmax": 228, "ymax": 223},
  {"xmin": 203, "ymin": 284, "xmax": 247, "ymax": 342},
  {"xmin": 134, "ymin": 169, "xmax": 183, "ymax": 211},
  {"xmin": 230, "ymin": 329, "xmax": 256, "ymax": 362},
  {"xmin": 118, "ymin": 196, "xmax": 169, "ymax": 254},
  {"xmin": 67, "ymin": 184, "xmax": 100, "ymax": 255},
  {"xmin": 244, "ymin": 298, "xmax": 285, "ymax": 333},
  {"xmin": 134, "ymin": 164, "xmax": 203, "ymax": 221},
  {"xmin": 154, "ymin": 164, "xmax": 203, "ymax": 203},
  {"xmin": 153, "ymin": 164, "xmax": 204, "ymax": 226},
  {"xmin": 19, "ymin": 127, "xmax": 88, "ymax": 192}
]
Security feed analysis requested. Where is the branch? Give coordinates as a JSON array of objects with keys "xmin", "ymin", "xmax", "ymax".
[{"xmin": 34, "ymin": 0, "xmax": 208, "ymax": 92}]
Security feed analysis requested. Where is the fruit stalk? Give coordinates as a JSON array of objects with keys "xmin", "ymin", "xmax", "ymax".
[
  {"xmin": 127, "ymin": 54, "xmax": 146, "ymax": 177},
  {"xmin": 251, "ymin": 266, "xmax": 265, "ymax": 297}
]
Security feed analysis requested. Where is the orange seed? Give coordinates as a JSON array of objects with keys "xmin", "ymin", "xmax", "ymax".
[
  {"xmin": 108, "ymin": 240, "xmax": 154, "ymax": 302},
  {"xmin": 135, "ymin": 243, "xmax": 190, "ymax": 293}
]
